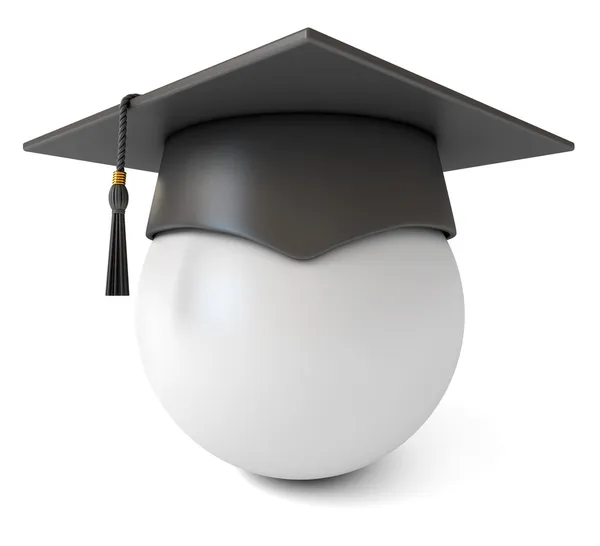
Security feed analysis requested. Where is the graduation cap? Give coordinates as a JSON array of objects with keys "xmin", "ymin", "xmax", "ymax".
[{"xmin": 23, "ymin": 28, "xmax": 574, "ymax": 296}]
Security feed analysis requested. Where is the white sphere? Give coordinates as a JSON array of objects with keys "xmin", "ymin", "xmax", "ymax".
[{"xmin": 136, "ymin": 228, "xmax": 464, "ymax": 480}]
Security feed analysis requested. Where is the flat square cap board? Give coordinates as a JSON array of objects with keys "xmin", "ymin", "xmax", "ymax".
[{"xmin": 23, "ymin": 28, "xmax": 574, "ymax": 172}]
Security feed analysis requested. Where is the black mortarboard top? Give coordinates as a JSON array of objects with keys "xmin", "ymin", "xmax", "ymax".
[{"xmin": 23, "ymin": 28, "xmax": 574, "ymax": 294}]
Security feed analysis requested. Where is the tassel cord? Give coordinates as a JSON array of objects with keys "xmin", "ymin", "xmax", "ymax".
[{"xmin": 106, "ymin": 94, "xmax": 139, "ymax": 296}]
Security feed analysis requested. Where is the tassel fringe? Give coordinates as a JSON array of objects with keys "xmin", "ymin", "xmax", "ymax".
[{"xmin": 106, "ymin": 181, "xmax": 129, "ymax": 296}]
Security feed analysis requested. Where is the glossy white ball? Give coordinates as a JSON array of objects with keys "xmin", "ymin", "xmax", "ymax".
[{"xmin": 136, "ymin": 228, "xmax": 464, "ymax": 480}]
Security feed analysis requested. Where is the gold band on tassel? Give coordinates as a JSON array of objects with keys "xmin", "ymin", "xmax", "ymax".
[{"xmin": 112, "ymin": 171, "xmax": 127, "ymax": 185}]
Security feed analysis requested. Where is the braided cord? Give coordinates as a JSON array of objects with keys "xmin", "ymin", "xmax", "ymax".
[{"xmin": 116, "ymin": 94, "xmax": 140, "ymax": 172}]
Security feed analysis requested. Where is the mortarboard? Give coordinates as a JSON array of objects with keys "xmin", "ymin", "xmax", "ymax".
[{"xmin": 23, "ymin": 27, "xmax": 573, "ymax": 294}]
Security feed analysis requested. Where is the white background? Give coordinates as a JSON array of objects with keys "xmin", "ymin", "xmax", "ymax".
[{"xmin": 2, "ymin": 1, "xmax": 599, "ymax": 544}]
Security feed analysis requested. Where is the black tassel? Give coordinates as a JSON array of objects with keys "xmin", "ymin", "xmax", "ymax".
[
  {"xmin": 105, "ymin": 94, "xmax": 138, "ymax": 296},
  {"xmin": 106, "ymin": 180, "xmax": 129, "ymax": 295}
]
